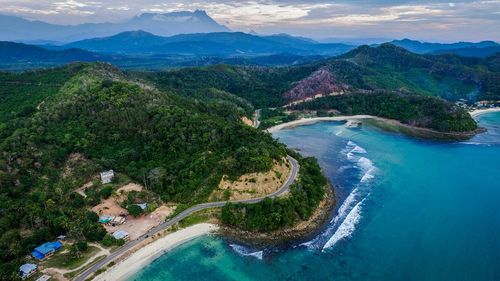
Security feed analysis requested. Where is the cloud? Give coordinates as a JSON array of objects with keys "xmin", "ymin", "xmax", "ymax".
[{"xmin": 0, "ymin": 0, "xmax": 498, "ymax": 41}]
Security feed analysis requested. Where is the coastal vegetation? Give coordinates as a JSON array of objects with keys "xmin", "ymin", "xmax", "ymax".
[
  {"xmin": 291, "ymin": 92, "xmax": 478, "ymax": 132},
  {"xmin": 0, "ymin": 63, "xmax": 285, "ymax": 278},
  {"xmin": 0, "ymin": 43, "xmax": 497, "ymax": 278},
  {"xmin": 221, "ymin": 154, "xmax": 327, "ymax": 232}
]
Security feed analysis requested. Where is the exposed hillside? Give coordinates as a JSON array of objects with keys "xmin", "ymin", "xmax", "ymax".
[
  {"xmin": 283, "ymin": 67, "xmax": 349, "ymax": 102},
  {"xmin": 0, "ymin": 63, "xmax": 286, "ymax": 277},
  {"xmin": 143, "ymin": 44, "xmax": 499, "ymax": 107},
  {"xmin": 139, "ymin": 64, "xmax": 318, "ymax": 108},
  {"xmin": 140, "ymin": 44, "xmax": 499, "ymax": 132}
]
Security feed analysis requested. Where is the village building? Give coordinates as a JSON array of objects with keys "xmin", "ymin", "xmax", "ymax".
[
  {"xmin": 100, "ymin": 170, "xmax": 114, "ymax": 184},
  {"xmin": 19, "ymin": 263, "xmax": 37, "ymax": 280},
  {"xmin": 31, "ymin": 241, "xmax": 62, "ymax": 260},
  {"xmin": 112, "ymin": 230, "xmax": 130, "ymax": 241},
  {"xmin": 112, "ymin": 215, "xmax": 126, "ymax": 226}
]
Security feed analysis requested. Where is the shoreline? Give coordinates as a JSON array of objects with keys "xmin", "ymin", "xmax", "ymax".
[
  {"xmin": 220, "ymin": 183, "xmax": 336, "ymax": 247},
  {"xmin": 266, "ymin": 115, "xmax": 484, "ymax": 139},
  {"xmin": 469, "ymin": 108, "xmax": 500, "ymax": 118},
  {"xmin": 93, "ymin": 223, "xmax": 218, "ymax": 281}
]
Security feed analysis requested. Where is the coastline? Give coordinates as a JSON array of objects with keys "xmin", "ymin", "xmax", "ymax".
[
  {"xmin": 266, "ymin": 115, "xmax": 484, "ymax": 139},
  {"xmin": 93, "ymin": 223, "xmax": 218, "ymax": 281},
  {"xmin": 220, "ymin": 183, "xmax": 336, "ymax": 247},
  {"xmin": 266, "ymin": 115, "xmax": 375, "ymax": 133},
  {"xmin": 470, "ymin": 108, "xmax": 500, "ymax": 118}
]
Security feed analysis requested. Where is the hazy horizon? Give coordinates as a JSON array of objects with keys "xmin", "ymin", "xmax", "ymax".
[{"xmin": 1, "ymin": 0, "xmax": 499, "ymax": 42}]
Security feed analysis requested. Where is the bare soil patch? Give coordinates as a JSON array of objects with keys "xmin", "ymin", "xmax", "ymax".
[{"xmin": 211, "ymin": 158, "xmax": 291, "ymax": 201}]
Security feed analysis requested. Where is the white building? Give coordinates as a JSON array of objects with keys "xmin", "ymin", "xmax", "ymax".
[
  {"xmin": 112, "ymin": 230, "xmax": 130, "ymax": 241},
  {"xmin": 100, "ymin": 170, "xmax": 114, "ymax": 184},
  {"xmin": 19, "ymin": 264, "xmax": 37, "ymax": 280}
]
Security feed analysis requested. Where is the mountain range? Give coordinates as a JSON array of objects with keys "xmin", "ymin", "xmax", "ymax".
[
  {"xmin": 0, "ymin": 10, "xmax": 229, "ymax": 42},
  {"xmin": 390, "ymin": 39, "xmax": 500, "ymax": 57},
  {"xmin": 59, "ymin": 30, "xmax": 355, "ymax": 56}
]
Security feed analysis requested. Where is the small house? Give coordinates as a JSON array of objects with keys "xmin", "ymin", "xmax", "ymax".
[
  {"xmin": 100, "ymin": 170, "xmax": 114, "ymax": 184},
  {"xmin": 19, "ymin": 263, "xmax": 37, "ymax": 279},
  {"xmin": 112, "ymin": 216, "xmax": 126, "ymax": 225},
  {"xmin": 112, "ymin": 230, "xmax": 130, "ymax": 241},
  {"xmin": 31, "ymin": 241, "xmax": 63, "ymax": 260}
]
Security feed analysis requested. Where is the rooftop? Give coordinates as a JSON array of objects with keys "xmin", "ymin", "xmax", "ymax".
[
  {"xmin": 19, "ymin": 263, "xmax": 37, "ymax": 274},
  {"xmin": 112, "ymin": 230, "xmax": 129, "ymax": 240}
]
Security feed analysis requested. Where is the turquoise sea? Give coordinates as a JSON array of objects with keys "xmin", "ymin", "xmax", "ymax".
[{"xmin": 129, "ymin": 112, "xmax": 500, "ymax": 281}]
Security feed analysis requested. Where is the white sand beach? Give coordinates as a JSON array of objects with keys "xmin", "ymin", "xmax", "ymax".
[
  {"xmin": 266, "ymin": 115, "xmax": 376, "ymax": 133},
  {"xmin": 470, "ymin": 108, "xmax": 500, "ymax": 118},
  {"xmin": 94, "ymin": 223, "xmax": 219, "ymax": 281}
]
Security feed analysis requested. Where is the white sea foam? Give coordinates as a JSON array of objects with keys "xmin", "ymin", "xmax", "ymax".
[
  {"xmin": 350, "ymin": 145, "xmax": 367, "ymax": 154},
  {"xmin": 360, "ymin": 169, "xmax": 376, "ymax": 183},
  {"xmin": 299, "ymin": 240, "xmax": 314, "ymax": 247},
  {"xmin": 357, "ymin": 157, "xmax": 374, "ymax": 171},
  {"xmin": 322, "ymin": 200, "xmax": 363, "ymax": 251},
  {"xmin": 346, "ymin": 152, "xmax": 355, "ymax": 160},
  {"xmin": 462, "ymin": 142, "xmax": 490, "ymax": 146},
  {"xmin": 332, "ymin": 188, "xmax": 359, "ymax": 224},
  {"xmin": 229, "ymin": 244, "xmax": 264, "ymax": 260},
  {"xmin": 305, "ymin": 141, "xmax": 375, "ymax": 251}
]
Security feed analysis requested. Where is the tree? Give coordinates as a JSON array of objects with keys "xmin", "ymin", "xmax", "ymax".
[
  {"xmin": 99, "ymin": 186, "xmax": 113, "ymax": 199},
  {"xmin": 127, "ymin": 205, "xmax": 142, "ymax": 217},
  {"xmin": 101, "ymin": 234, "xmax": 116, "ymax": 247}
]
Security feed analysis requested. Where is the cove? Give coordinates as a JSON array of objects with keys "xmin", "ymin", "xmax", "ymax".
[{"xmin": 129, "ymin": 112, "xmax": 500, "ymax": 281}]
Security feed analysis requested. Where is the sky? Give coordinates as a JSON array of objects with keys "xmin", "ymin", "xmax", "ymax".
[{"xmin": 0, "ymin": 0, "xmax": 499, "ymax": 42}]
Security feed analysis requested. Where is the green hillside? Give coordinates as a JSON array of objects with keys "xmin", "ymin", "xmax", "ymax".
[
  {"xmin": 0, "ymin": 63, "xmax": 287, "ymax": 277},
  {"xmin": 141, "ymin": 44, "xmax": 498, "ymax": 112}
]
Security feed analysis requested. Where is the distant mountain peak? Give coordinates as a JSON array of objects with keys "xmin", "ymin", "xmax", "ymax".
[{"xmin": 0, "ymin": 10, "xmax": 230, "ymax": 42}]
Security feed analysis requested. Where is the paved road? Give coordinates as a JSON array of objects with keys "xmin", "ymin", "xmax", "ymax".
[{"xmin": 74, "ymin": 155, "xmax": 299, "ymax": 281}]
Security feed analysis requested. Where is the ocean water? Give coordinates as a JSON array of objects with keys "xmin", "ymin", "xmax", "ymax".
[{"xmin": 129, "ymin": 112, "xmax": 500, "ymax": 281}]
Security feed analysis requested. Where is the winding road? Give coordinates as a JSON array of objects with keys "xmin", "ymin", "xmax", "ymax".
[{"xmin": 74, "ymin": 155, "xmax": 299, "ymax": 281}]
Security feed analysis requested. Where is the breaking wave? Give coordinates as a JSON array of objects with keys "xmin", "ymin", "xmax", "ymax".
[
  {"xmin": 229, "ymin": 244, "xmax": 264, "ymax": 260},
  {"xmin": 322, "ymin": 200, "xmax": 363, "ymax": 251},
  {"xmin": 301, "ymin": 140, "xmax": 376, "ymax": 251}
]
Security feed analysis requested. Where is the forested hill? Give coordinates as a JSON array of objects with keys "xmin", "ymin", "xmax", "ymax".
[
  {"xmin": 0, "ymin": 63, "xmax": 286, "ymax": 277},
  {"xmin": 333, "ymin": 44, "xmax": 499, "ymax": 101},
  {"xmin": 141, "ymin": 44, "xmax": 499, "ymax": 108}
]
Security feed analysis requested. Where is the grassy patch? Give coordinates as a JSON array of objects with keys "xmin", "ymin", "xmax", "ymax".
[
  {"xmin": 43, "ymin": 246, "xmax": 100, "ymax": 270},
  {"xmin": 63, "ymin": 255, "xmax": 107, "ymax": 279},
  {"xmin": 178, "ymin": 208, "xmax": 220, "ymax": 228}
]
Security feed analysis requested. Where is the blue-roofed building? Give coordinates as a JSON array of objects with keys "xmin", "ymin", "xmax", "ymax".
[
  {"xmin": 19, "ymin": 263, "xmax": 37, "ymax": 279},
  {"xmin": 31, "ymin": 241, "xmax": 63, "ymax": 260}
]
